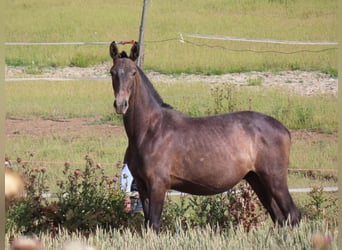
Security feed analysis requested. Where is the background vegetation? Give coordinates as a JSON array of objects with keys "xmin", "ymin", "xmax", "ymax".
[{"xmin": 4, "ymin": 0, "xmax": 338, "ymax": 75}]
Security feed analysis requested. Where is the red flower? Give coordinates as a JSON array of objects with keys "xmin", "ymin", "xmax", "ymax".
[{"xmin": 74, "ymin": 169, "xmax": 81, "ymax": 176}]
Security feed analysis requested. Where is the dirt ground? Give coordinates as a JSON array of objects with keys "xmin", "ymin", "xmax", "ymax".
[
  {"xmin": 5, "ymin": 117, "xmax": 124, "ymax": 139},
  {"xmin": 5, "ymin": 117, "xmax": 337, "ymax": 143}
]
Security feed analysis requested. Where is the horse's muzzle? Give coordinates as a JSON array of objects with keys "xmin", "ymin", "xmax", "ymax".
[{"xmin": 114, "ymin": 98, "xmax": 129, "ymax": 114}]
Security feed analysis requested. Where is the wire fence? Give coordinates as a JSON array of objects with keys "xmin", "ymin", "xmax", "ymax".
[
  {"xmin": 41, "ymin": 186, "xmax": 338, "ymax": 198},
  {"xmin": 9, "ymin": 159, "xmax": 337, "ymax": 175},
  {"xmin": 5, "ymin": 32, "xmax": 338, "ymax": 46},
  {"xmin": 180, "ymin": 33, "xmax": 338, "ymax": 45},
  {"xmin": 5, "ymin": 34, "xmax": 338, "ymax": 82}
]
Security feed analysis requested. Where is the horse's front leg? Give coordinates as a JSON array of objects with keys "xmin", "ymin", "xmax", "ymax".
[
  {"xmin": 139, "ymin": 193, "xmax": 149, "ymax": 228},
  {"xmin": 135, "ymin": 180, "xmax": 150, "ymax": 228},
  {"xmin": 148, "ymin": 187, "xmax": 166, "ymax": 233}
]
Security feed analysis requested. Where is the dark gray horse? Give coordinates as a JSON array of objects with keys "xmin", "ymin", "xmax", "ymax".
[{"xmin": 109, "ymin": 41, "xmax": 301, "ymax": 233}]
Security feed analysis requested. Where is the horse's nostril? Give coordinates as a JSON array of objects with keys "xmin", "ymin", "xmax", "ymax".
[{"xmin": 124, "ymin": 100, "xmax": 128, "ymax": 108}]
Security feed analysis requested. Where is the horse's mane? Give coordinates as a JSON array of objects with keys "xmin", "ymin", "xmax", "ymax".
[{"xmin": 137, "ymin": 67, "xmax": 173, "ymax": 109}]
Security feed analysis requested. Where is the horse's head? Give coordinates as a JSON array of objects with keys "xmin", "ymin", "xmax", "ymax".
[{"xmin": 109, "ymin": 41, "xmax": 139, "ymax": 114}]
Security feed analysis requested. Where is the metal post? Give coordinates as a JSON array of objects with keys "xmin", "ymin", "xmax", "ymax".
[{"xmin": 137, "ymin": 0, "xmax": 147, "ymax": 68}]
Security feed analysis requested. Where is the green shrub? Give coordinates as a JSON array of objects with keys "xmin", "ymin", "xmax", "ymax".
[
  {"xmin": 6, "ymin": 157, "xmax": 132, "ymax": 234},
  {"xmin": 162, "ymin": 182, "xmax": 267, "ymax": 233},
  {"xmin": 299, "ymin": 186, "xmax": 338, "ymax": 223},
  {"xmin": 49, "ymin": 156, "xmax": 131, "ymax": 233}
]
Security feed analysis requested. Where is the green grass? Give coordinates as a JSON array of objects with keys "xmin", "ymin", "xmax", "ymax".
[
  {"xmin": 5, "ymin": 219, "xmax": 338, "ymax": 249},
  {"xmin": 4, "ymin": 0, "xmax": 338, "ymax": 74},
  {"xmin": 5, "ymin": 81, "xmax": 114, "ymax": 119},
  {"xmin": 5, "ymin": 80, "xmax": 338, "ymax": 132},
  {"xmin": 290, "ymin": 136, "xmax": 338, "ymax": 171}
]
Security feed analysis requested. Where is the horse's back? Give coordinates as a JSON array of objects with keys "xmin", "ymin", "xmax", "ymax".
[{"xmin": 172, "ymin": 110, "xmax": 290, "ymax": 142}]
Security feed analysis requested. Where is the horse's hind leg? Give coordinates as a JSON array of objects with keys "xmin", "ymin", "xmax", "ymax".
[
  {"xmin": 267, "ymin": 179, "xmax": 301, "ymax": 226},
  {"xmin": 244, "ymin": 172, "xmax": 285, "ymax": 224},
  {"xmin": 257, "ymin": 169, "xmax": 301, "ymax": 226}
]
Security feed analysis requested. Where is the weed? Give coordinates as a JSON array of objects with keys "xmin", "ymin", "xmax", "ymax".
[
  {"xmin": 209, "ymin": 83, "xmax": 238, "ymax": 115},
  {"xmin": 247, "ymin": 77, "xmax": 263, "ymax": 86},
  {"xmin": 91, "ymin": 113, "xmax": 123, "ymax": 125},
  {"xmin": 300, "ymin": 186, "xmax": 338, "ymax": 222},
  {"xmin": 25, "ymin": 65, "xmax": 43, "ymax": 75},
  {"xmin": 70, "ymin": 54, "xmax": 100, "ymax": 68},
  {"xmin": 292, "ymin": 105, "xmax": 314, "ymax": 129}
]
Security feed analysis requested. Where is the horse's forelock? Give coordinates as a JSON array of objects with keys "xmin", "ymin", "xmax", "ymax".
[{"xmin": 119, "ymin": 51, "xmax": 128, "ymax": 58}]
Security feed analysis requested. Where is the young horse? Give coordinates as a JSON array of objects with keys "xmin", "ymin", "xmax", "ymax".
[{"xmin": 109, "ymin": 41, "xmax": 301, "ymax": 232}]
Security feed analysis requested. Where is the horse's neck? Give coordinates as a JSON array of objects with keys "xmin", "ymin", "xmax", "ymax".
[{"xmin": 123, "ymin": 75, "xmax": 161, "ymax": 142}]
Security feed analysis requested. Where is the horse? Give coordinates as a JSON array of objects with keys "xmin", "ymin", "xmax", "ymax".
[{"xmin": 109, "ymin": 41, "xmax": 301, "ymax": 233}]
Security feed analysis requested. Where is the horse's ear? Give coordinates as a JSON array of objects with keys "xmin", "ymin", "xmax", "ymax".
[
  {"xmin": 129, "ymin": 42, "xmax": 139, "ymax": 62},
  {"xmin": 109, "ymin": 41, "xmax": 119, "ymax": 62}
]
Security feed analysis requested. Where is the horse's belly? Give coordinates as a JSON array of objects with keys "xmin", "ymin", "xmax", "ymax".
[
  {"xmin": 171, "ymin": 182, "xmax": 235, "ymax": 195},
  {"xmin": 170, "ymin": 172, "xmax": 243, "ymax": 195}
]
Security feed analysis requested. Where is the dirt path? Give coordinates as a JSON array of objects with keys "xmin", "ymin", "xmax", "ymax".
[
  {"xmin": 6, "ymin": 117, "xmax": 124, "ymax": 139},
  {"xmin": 5, "ymin": 63, "xmax": 338, "ymax": 96}
]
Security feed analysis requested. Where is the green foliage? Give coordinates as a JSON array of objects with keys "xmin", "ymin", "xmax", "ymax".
[
  {"xmin": 205, "ymin": 83, "xmax": 337, "ymax": 132},
  {"xmin": 162, "ymin": 183, "xmax": 268, "ymax": 233},
  {"xmin": 300, "ymin": 186, "xmax": 338, "ymax": 222},
  {"xmin": 209, "ymin": 83, "xmax": 238, "ymax": 114},
  {"xmin": 320, "ymin": 66, "xmax": 338, "ymax": 78},
  {"xmin": 91, "ymin": 113, "xmax": 123, "ymax": 126},
  {"xmin": 50, "ymin": 156, "xmax": 131, "ymax": 233},
  {"xmin": 162, "ymin": 193, "xmax": 191, "ymax": 232},
  {"xmin": 6, "ymin": 157, "xmax": 132, "ymax": 234},
  {"xmin": 70, "ymin": 54, "xmax": 101, "ymax": 68},
  {"xmin": 187, "ymin": 194, "xmax": 232, "ymax": 229},
  {"xmin": 247, "ymin": 77, "xmax": 263, "ymax": 86}
]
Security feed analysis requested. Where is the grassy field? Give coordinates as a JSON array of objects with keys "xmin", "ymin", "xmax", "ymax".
[
  {"xmin": 4, "ymin": 0, "xmax": 338, "ymax": 75},
  {"xmin": 5, "ymin": 219, "xmax": 339, "ymax": 249},
  {"xmin": 5, "ymin": 80, "xmax": 338, "ymax": 132}
]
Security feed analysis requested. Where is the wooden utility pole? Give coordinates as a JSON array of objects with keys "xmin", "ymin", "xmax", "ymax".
[{"xmin": 137, "ymin": 0, "xmax": 147, "ymax": 69}]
